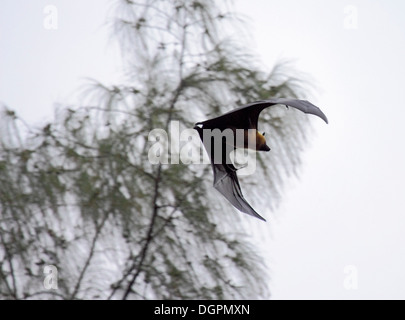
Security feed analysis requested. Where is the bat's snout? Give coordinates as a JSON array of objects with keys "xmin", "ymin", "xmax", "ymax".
[{"xmin": 261, "ymin": 144, "xmax": 271, "ymax": 152}]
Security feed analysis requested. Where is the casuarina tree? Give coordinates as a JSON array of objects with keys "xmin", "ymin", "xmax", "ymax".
[{"xmin": 0, "ymin": 0, "xmax": 314, "ymax": 299}]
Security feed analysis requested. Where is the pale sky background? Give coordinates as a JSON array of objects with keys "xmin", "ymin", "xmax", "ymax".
[{"xmin": 1, "ymin": 0, "xmax": 405, "ymax": 299}]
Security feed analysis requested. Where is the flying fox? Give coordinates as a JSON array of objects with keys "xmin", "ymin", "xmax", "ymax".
[{"xmin": 194, "ymin": 98, "xmax": 328, "ymax": 221}]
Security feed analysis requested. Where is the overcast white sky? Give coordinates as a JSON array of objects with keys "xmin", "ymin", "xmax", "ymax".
[{"xmin": 1, "ymin": 0, "xmax": 405, "ymax": 299}]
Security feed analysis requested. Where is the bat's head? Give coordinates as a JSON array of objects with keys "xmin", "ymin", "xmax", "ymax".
[
  {"xmin": 256, "ymin": 132, "xmax": 271, "ymax": 152},
  {"xmin": 245, "ymin": 130, "xmax": 270, "ymax": 151},
  {"xmin": 256, "ymin": 131, "xmax": 270, "ymax": 151}
]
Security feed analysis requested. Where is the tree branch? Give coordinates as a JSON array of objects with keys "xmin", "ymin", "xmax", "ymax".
[
  {"xmin": 0, "ymin": 228, "xmax": 18, "ymax": 299},
  {"xmin": 69, "ymin": 213, "xmax": 109, "ymax": 300}
]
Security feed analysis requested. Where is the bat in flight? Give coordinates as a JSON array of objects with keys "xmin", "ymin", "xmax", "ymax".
[{"xmin": 194, "ymin": 98, "xmax": 328, "ymax": 221}]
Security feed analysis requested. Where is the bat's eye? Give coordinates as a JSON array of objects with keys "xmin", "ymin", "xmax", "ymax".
[{"xmin": 262, "ymin": 132, "xmax": 265, "ymax": 136}]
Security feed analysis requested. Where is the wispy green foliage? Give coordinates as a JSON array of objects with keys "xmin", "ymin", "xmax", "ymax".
[{"xmin": 0, "ymin": 0, "xmax": 314, "ymax": 299}]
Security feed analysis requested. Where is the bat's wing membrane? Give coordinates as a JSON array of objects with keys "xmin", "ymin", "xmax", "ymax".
[
  {"xmin": 212, "ymin": 163, "xmax": 266, "ymax": 221},
  {"xmin": 197, "ymin": 98, "xmax": 328, "ymax": 130},
  {"xmin": 194, "ymin": 125, "xmax": 266, "ymax": 221},
  {"xmin": 267, "ymin": 98, "xmax": 329, "ymax": 124}
]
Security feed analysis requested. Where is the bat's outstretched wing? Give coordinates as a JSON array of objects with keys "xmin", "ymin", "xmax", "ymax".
[
  {"xmin": 194, "ymin": 98, "xmax": 328, "ymax": 222},
  {"xmin": 196, "ymin": 98, "xmax": 328, "ymax": 130},
  {"xmin": 194, "ymin": 125, "xmax": 266, "ymax": 221},
  {"xmin": 210, "ymin": 159, "xmax": 266, "ymax": 221}
]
